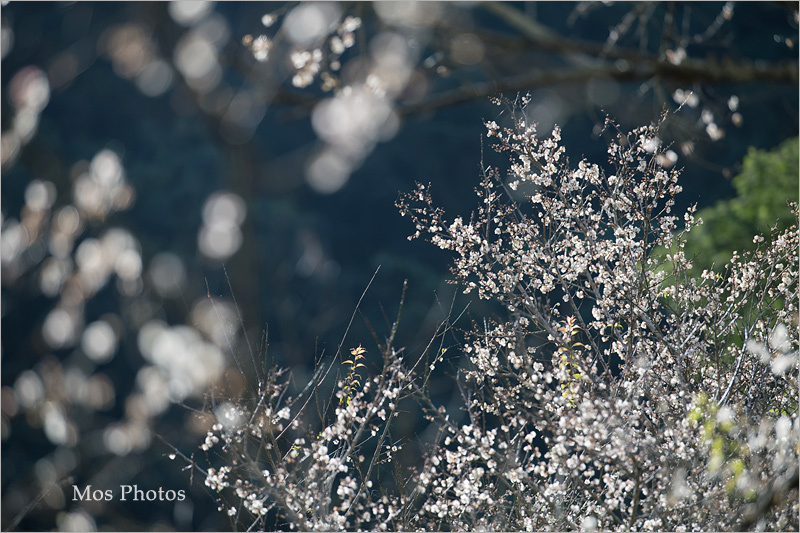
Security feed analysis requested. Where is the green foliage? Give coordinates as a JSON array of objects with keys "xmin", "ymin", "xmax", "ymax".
[
  {"xmin": 686, "ymin": 138, "xmax": 799, "ymax": 272},
  {"xmin": 556, "ymin": 316, "xmax": 586, "ymax": 407},
  {"xmin": 341, "ymin": 344, "xmax": 367, "ymax": 405}
]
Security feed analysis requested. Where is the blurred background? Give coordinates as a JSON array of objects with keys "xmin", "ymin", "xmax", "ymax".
[{"xmin": 1, "ymin": 1, "xmax": 797, "ymax": 531}]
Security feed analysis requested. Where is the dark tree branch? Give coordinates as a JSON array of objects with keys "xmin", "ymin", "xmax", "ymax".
[{"xmin": 398, "ymin": 59, "xmax": 797, "ymax": 116}]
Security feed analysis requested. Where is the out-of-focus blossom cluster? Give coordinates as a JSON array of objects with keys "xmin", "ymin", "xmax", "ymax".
[
  {"xmin": 1, "ymin": 66, "xmax": 50, "ymax": 169},
  {"xmin": 100, "ymin": 22, "xmax": 176, "ymax": 97},
  {"xmin": 1, "ymin": 144, "xmax": 238, "ymax": 527},
  {"xmin": 243, "ymin": 2, "xmax": 452, "ymax": 194},
  {"xmin": 197, "ymin": 191, "xmax": 247, "ymax": 261},
  {"xmin": 99, "ymin": 1, "xmax": 268, "ymax": 143},
  {"xmin": 671, "ymin": 87, "xmax": 745, "ymax": 144},
  {"xmin": 73, "ymin": 150, "xmax": 135, "ymax": 221}
]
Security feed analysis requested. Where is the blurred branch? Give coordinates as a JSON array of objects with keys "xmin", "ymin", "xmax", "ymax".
[
  {"xmin": 480, "ymin": 1, "xmax": 563, "ymax": 44},
  {"xmin": 480, "ymin": 1, "xmax": 657, "ymax": 63},
  {"xmin": 399, "ymin": 58, "xmax": 797, "ymax": 116},
  {"xmin": 181, "ymin": 1, "xmax": 798, "ymax": 123},
  {"xmin": 4, "ymin": 476, "xmax": 74, "ymax": 532},
  {"xmin": 272, "ymin": 51, "xmax": 797, "ymax": 119}
]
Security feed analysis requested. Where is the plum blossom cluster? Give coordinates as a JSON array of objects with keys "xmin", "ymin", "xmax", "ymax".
[
  {"xmin": 195, "ymin": 322, "xmax": 444, "ymax": 531},
  {"xmin": 200, "ymin": 98, "xmax": 797, "ymax": 531},
  {"xmin": 395, "ymin": 97, "xmax": 797, "ymax": 531},
  {"xmin": 243, "ymin": 5, "xmax": 360, "ymax": 91}
]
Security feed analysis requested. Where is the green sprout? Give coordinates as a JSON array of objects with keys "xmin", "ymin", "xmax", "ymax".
[{"xmin": 341, "ymin": 344, "xmax": 367, "ymax": 405}]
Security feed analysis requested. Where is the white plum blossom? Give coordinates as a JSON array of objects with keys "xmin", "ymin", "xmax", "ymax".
[{"xmin": 196, "ymin": 96, "xmax": 797, "ymax": 532}]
